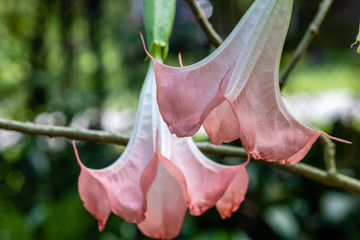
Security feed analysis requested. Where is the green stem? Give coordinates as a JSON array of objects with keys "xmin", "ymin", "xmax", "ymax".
[
  {"xmin": 184, "ymin": 0, "xmax": 222, "ymax": 47},
  {"xmin": 184, "ymin": 0, "xmax": 334, "ymax": 89},
  {"xmin": 319, "ymin": 134, "xmax": 337, "ymax": 175},
  {"xmin": 279, "ymin": 0, "xmax": 334, "ymax": 89}
]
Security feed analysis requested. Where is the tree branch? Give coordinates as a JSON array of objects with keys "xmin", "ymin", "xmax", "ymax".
[
  {"xmin": 1, "ymin": 117, "xmax": 360, "ymax": 194},
  {"xmin": 279, "ymin": 0, "xmax": 334, "ymax": 88},
  {"xmin": 185, "ymin": 0, "xmax": 222, "ymax": 47},
  {"xmin": 185, "ymin": 0, "xmax": 334, "ymax": 89},
  {"xmin": 0, "ymin": 0, "xmax": 354, "ymax": 199},
  {"xmin": 319, "ymin": 134, "xmax": 337, "ymax": 175},
  {"xmin": 0, "ymin": 118, "xmax": 129, "ymax": 145},
  {"xmin": 181, "ymin": 0, "xmax": 359, "ymax": 192},
  {"xmin": 261, "ymin": 160, "xmax": 360, "ymax": 194}
]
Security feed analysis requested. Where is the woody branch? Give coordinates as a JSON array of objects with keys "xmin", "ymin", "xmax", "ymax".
[{"xmin": 0, "ymin": 118, "xmax": 359, "ymax": 194}]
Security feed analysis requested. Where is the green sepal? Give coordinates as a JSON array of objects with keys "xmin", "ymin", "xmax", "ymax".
[{"xmin": 143, "ymin": 0, "xmax": 176, "ymax": 61}]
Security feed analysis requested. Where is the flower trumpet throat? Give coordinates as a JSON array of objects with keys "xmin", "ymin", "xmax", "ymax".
[
  {"xmin": 144, "ymin": 0, "xmax": 350, "ymax": 165},
  {"xmin": 73, "ymin": 64, "xmax": 249, "ymax": 239}
]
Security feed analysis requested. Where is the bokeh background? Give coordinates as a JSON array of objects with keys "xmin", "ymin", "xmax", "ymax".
[{"xmin": 0, "ymin": 0, "xmax": 359, "ymax": 239}]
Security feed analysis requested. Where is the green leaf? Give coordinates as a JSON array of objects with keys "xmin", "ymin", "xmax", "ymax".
[
  {"xmin": 143, "ymin": 0, "xmax": 176, "ymax": 60},
  {"xmin": 351, "ymin": 22, "xmax": 360, "ymax": 54}
]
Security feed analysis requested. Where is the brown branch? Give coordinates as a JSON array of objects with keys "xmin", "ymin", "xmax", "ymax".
[
  {"xmin": 185, "ymin": 0, "xmax": 334, "ymax": 89},
  {"xmin": 319, "ymin": 134, "xmax": 337, "ymax": 175},
  {"xmin": 279, "ymin": 0, "xmax": 334, "ymax": 89},
  {"xmin": 182, "ymin": 0, "xmax": 356, "ymax": 191},
  {"xmin": 1, "ymin": 117, "xmax": 360, "ymax": 194},
  {"xmin": 261, "ymin": 160, "xmax": 360, "ymax": 194},
  {"xmin": 0, "ymin": 118, "xmax": 129, "ymax": 145},
  {"xmin": 185, "ymin": 0, "xmax": 222, "ymax": 47}
]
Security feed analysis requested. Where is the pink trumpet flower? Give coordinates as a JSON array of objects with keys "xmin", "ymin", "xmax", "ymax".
[
  {"xmin": 73, "ymin": 64, "xmax": 249, "ymax": 239},
  {"xmin": 145, "ymin": 0, "xmax": 350, "ymax": 164}
]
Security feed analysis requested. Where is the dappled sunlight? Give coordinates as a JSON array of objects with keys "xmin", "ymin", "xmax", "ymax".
[{"xmin": 284, "ymin": 89, "xmax": 360, "ymax": 127}]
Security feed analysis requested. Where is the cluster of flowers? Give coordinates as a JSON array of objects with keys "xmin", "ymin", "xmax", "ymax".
[{"xmin": 73, "ymin": 0, "xmax": 347, "ymax": 238}]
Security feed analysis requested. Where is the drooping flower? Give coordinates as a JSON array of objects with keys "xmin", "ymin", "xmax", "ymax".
[
  {"xmin": 145, "ymin": 0, "xmax": 350, "ymax": 164},
  {"xmin": 73, "ymin": 64, "xmax": 249, "ymax": 239}
]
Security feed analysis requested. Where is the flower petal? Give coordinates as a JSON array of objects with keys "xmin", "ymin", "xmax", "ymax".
[
  {"xmin": 217, "ymin": 0, "xmax": 324, "ymax": 163},
  {"xmin": 75, "ymin": 61, "xmax": 251, "ymax": 238},
  {"xmin": 150, "ymin": 0, "xmax": 282, "ymax": 137},
  {"xmin": 159, "ymin": 134, "xmax": 248, "ymax": 216},
  {"xmin": 138, "ymin": 150, "xmax": 187, "ymax": 239},
  {"xmin": 203, "ymin": 98, "xmax": 240, "ymax": 145},
  {"xmin": 74, "ymin": 139, "xmax": 160, "ymax": 226},
  {"xmin": 74, "ymin": 142, "xmax": 111, "ymax": 231},
  {"xmin": 149, "ymin": 0, "xmax": 348, "ymax": 163},
  {"xmin": 74, "ymin": 66, "xmax": 161, "ymax": 228},
  {"xmin": 215, "ymin": 158, "xmax": 249, "ymax": 218}
]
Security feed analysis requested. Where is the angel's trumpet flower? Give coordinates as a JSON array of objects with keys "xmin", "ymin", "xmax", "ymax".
[
  {"xmin": 145, "ymin": 0, "xmax": 349, "ymax": 164},
  {"xmin": 73, "ymin": 64, "xmax": 248, "ymax": 239}
]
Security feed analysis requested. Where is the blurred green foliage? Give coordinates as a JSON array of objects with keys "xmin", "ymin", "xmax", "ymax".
[{"xmin": 0, "ymin": 0, "xmax": 360, "ymax": 239}]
